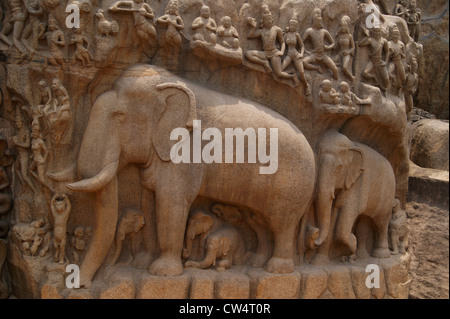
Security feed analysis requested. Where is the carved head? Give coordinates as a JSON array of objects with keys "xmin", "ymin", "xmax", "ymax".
[
  {"xmin": 339, "ymin": 15, "xmax": 351, "ymax": 33},
  {"xmin": 48, "ymin": 15, "xmax": 59, "ymax": 31},
  {"xmin": 321, "ymin": 80, "xmax": 332, "ymax": 92},
  {"xmin": 262, "ymin": 12, "xmax": 273, "ymax": 29},
  {"xmin": 38, "ymin": 80, "xmax": 48, "ymax": 92},
  {"xmin": 54, "ymin": 195, "xmax": 67, "ymax": 212},
  {"xmin": 51, "ymin": 79, "xmax": 61, "ymax": 91},
  {"xmin": 371, "ymin": 27, "xmax": 382, "ymax": 40},
  {"xmin": 340, "ymin": 82, "xmax": 350, "ymax": 93},
  {"xmin": 409, "ymin": 0, "xmax": 417, "ymax": 9},
  {"xmin": 390, "ymin": 25, "xmax": 400, "ymax": 41},
  {"xmin": 31, "ymin": 121, "xmax": 41, "ymax": 139},
  {"xmin": 74, "ymin": 226, "xmax": 85, "ymax": 238},
  {"xmin": 200, "ymin": 6, "xmax": 210, "ymax": 19},
  {"xmin": 313, "ymin": 8, "xmax": 323, "ymax": 29},
  {"xmin": 222, "ymin": 16, "xmax": 232, "ymax": 28},
  {"xmin": 166, "ymin": 0, "xmax": 179, "ymax": 15},
  {"xmin": 289, "ymin": 14, "xmax": 299, "ymax": 32}
]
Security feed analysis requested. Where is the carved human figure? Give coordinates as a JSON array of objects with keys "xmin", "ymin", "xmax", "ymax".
[
  {"xmin": 403, "ymin": 57, "xmax": 419, "ymax": 117},
  {"xmin": 246, "ymin": 8, "xmax": 293, "ymax": 79},
  {"xmin": 338, "ymin": 81, "xmax": 370, "ymax": 110},
  {"xmin": 319, "ymin": 80, "xmax": 339, "ymax": 105},
  {"xmin": 0, "ymin": 136, "xmax": 13, "ymax": 221},
  {"xmin": 110, "ymin": 209, "xmax": 145, "ymax": 265},
  {"xmin": 44, "ymin": 79, "xmax": 71, "ymax": 144},
  {"xmin": 71, "ymin": 226, "xmax": 90, "ymax": 263},
  {"xmin": 51, "ymin": 194, "xmax": 71, "ymax": 264},
  {"xmin": 217, "ymin": 16, "xmax": 240, "ymax": 50},
  {"xmin": 302, "ymin": 8, "xmax": 339, "ymax": 80},
  {"xmin": 389, "ymin": 199, "xmax": 408, "ymax": 254},
  {"xmin": 359, "ymin": 26, "xmax": 390, "ymax": 95},
  {"xmin": 21, "ymin": 0, "xmax": 46, "ymax": 57},
  {"xmin": 70, "ymin": 29, "xmax": 92, "ymax": 67},
  {"xmin": 388, "ymin": 25, "xmax": 406, "ymax": 95},
  {"xmin": 16, "ymin": 218, "xmax": 46, "ymax": 256},
  {"xmin": 282, "ymin": 15, "xmax": 311, "ymax": 95},
  {"xmin": 12, "ymin": 111, "xmax": 37, "ymax": 193},
  {"xmin": 406, "ymin": 0, "xmax": 421, "ymax": 42},
  {"xmin": 157, "ymin": 0, "xmax": 184, "ymax": 66},
  {"xmin": 0, "ymin": 0, "xmax": 28, "ymax": 55},
  {"xmin": 29, "ymin": 120, "xmax": 53, "ymax": 191},
  {"xmin": 192, "ymin": 5, "xmax": 217, "ymax": 45},
  {"xmin": 393, "ymin": 0, "xmax": 409, "ymax": 20},
  {"xmin": 110, "ymin": 0, "xmax": 156, "ymax": 45},
  {"xmin": 184, "ymin": 226, "xmax": 247, "ymax": 271},
  {"xmin": 46, "ymin": 15, "xmax": 67, "ymax": 67},
  {"xmin": 333, "ymin": 15, "xmax": 355, "ymax": 81},
  {"xmin": 96, "ymin": 9, "xmax": 120, "ymax": 38}
]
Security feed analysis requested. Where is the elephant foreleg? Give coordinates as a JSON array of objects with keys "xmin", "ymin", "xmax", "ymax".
[
  {"xmin": 334, "ymin": 205, "xmax": 358, "ymax": 257},
  {"xmin": 148, "ymin": 192, "xmax": 191, "ymax": 276},
  {"xmin": 311, "ymin": 206, "xmax": 339, "ymax": 265},
  {"xmin": 245, "ymin": 212, "xmax": 270, "ymax": 268}
]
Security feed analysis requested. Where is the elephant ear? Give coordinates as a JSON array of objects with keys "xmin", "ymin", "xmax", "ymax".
[
  {"xmin": 153, "ymin": 83, "xmax": 197, "ymax": 162},
  {"xmin": 345, "ymin": 148, "xmax": 364, "ymax": 190}
]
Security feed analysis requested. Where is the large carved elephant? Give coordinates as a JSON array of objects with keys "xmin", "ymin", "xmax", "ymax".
[
  {"xmin": 312, "ymin": 130, "xmax": 394, "ymax": 264},
  {"xmin": 52, "ymin": 64, "xmax": 316, "ymax": 287}
]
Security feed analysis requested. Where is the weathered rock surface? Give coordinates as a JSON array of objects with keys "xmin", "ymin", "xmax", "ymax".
[{"xmin": 410, "ymin": 119, "xmax": 449, "ymax": 171}]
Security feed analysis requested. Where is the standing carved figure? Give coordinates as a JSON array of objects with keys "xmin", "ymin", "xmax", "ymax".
[
  {"xmin": 13, "ymin": 110, "xmax": 37, "ymax": 193},
  {"xmin": 44, "ymin": 79, "xmax": 71, "ymax": 145},
  {"xmin": 46, "ymin": 15, "xmax": 66, "ymax": 67},
  {"xmin": 246, "ymin": 7, "xmax": 293, "ymax": 79},
  {"xmin": 333, "ymin": 15, "xmax": 355, "ymax": 81},
  {"xmin": 282, "ymin": 14, "xmax": 311, "ymax": 95},
  {"xmin": 303, "ymin": 8, "xmax": 339, "ymax": 80},
  {"xmin": 70, "ymin": 29, "xmax": 92, "ymax": 67},
  {"xmin": 389, "ymin": 199, "xmax": 409, "ymax": 255},
  {"xmin": 51, "ymin": 194, "xmax": 71, "ymax": 264},
  {"xmin": 21, "ymin": 0, "xmax": 46, "ymax": 59},
  {"xmin": 359, "ymin": 26, "xmax": 390, "ymax": 95},
  {"xmin": 403, "ymin": 57, "xmax": 419, "ymax": 117},
  {"xmin": 0, "ymin": 137, "xmax": 13, "ymax": 240},
  {"xmin": 406, "ymin": 0, "xmax": 421, "ymax": 42},
  {"xmin": 393, "ymin": 0, "xmax": 409, "ymax": 20},
  {"xmin": 29, "ymin": 120, "xmax": 53, "ymax": 191},
  {"xmin": 388, "ymin": 25, "xmax": 406, "ymax": 96},
  {"xmin": 0, "ymin": 0, "xmax": 28, "ymax": 56},
  {"xmin": 192, "ymin": 5, "xmax": 217, "ymax": 45},
  {"xmin": 157, "ymin": 0, "xmax": 184, "ymax": 68}
]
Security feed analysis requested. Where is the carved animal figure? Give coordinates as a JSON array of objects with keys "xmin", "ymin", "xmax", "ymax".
[
  {"xmin": 312, "ymin": 130, "xmax": 395, "ymax": 264},
  {"xmin": 110, "ymin": 208, "xmax": 145, "ymax": 265},
  {"xmin": 52, "ymin": 64, "xmax": 316, "ymax": 287},
  {"xmin": 182, "ymin": 210, "xmax": 214, "ymax": 260},
  {"xmin": 184, "ymin": 226, "xmax": 247, "ymax": 271},
  {"xmin": 96, "ymin": 9, "xmax": 119, "ymax": 38},
  {"xmin": 389, "ymin": 199, "xmax": 408, "ymax": 255}
]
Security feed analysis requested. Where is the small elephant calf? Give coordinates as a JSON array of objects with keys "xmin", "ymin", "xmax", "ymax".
[
  {"xmin": 184, "ymin": 226, "xmax": 247, "ymax": 271},
  {"xmin": 389, "ymin": 199, "xmax": 408, "ymax": 255}
]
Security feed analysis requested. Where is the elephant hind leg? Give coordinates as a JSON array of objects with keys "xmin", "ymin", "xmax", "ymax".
[
  {"xmin": 264, "ymin": 212, "xmax": 298, "ymax": 274},
  {"xmin": 371, "ymin": 213, "xmax": 391, "ymax": 259}
]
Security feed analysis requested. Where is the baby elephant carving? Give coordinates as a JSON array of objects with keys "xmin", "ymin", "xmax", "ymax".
[
  {"xmin": 182, "ymin": 210, "xmax": 215, "ymax": 260},
  {"xmin": 110, "ymin": 209, "xmax": 145, "ymax": 265},
  {"xmin": 389, "ymin": 199, "xmax": 409, "ymax": 255},
  {"xmin": 184, "ymin": 226, "xmax": 248, "ymax": 271}
]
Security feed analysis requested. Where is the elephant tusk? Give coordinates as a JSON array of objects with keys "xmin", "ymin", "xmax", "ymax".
[{"xmin": 66, "ymin": 161, "xmax": 119, "ymax": 193}]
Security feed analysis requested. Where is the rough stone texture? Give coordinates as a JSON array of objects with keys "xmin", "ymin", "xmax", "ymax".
[
  {"xmin": 136, "ymin": 273, "xmax": 191, "ymax": 299},
  {"xmin": 215, "ymin": 270, "xmax": 250, "ymax": 299},
  {"xmin": 408, "ymin": 161, "xmax": 449, "ymax": 210},
  {"xmin": 248, "ymin": 268, "xmax": 301, "ymax": 299},
  {"xmin": 416, "ymin": 0, "xmax": 449, "ymax": 119},
  {"xmin": 298, "ymin": 267, "xmax": 328, "ymax": 299},
  {"xmin": 407, "ymin": 202, "xmax": 449, "ymax": 299},
  {"xmin": 410, "ymin": 120, "xmax": 449, "ymax": 171}
]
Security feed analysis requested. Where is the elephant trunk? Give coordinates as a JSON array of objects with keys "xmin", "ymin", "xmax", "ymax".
[
  {"xmin": 79, "ymin": 176, "xmax": 118, "ymax": 288},
  {"xmin": 315, "ymin": 156, "xmax": 336, "ymax": 247},
  {"xmin": 182, "ymin": 229, "xmax": 196, "ymax": 259},
  {"xmin": 199, "ymin": 245, "xmax": 217, "ymax": 269}
]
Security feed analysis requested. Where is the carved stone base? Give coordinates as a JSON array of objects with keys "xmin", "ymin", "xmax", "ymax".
[{"xmin": 8, "ymin": 250, "xmax": 411, "ymax": 299}]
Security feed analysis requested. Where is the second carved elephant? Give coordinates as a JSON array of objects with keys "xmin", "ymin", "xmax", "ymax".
[
  {"xmin": 312, "ymin": 130, "xmax": 395, "ymax": 264},
  {"xmin": 52, "ymin": 64, "xmax": 316, "ymax": 287}
]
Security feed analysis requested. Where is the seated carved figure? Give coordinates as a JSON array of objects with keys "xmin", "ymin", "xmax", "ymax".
[
  {"xmin": 192, "ymin": 5, "xmax": 217, "ymax": 45},
  {"xmin": 216, "ymin": 16, "xmax": 240, "ymax": 50},
  {"xmin": 319, "ymin": 80, "xmax": 339, "ymax": 105}
]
